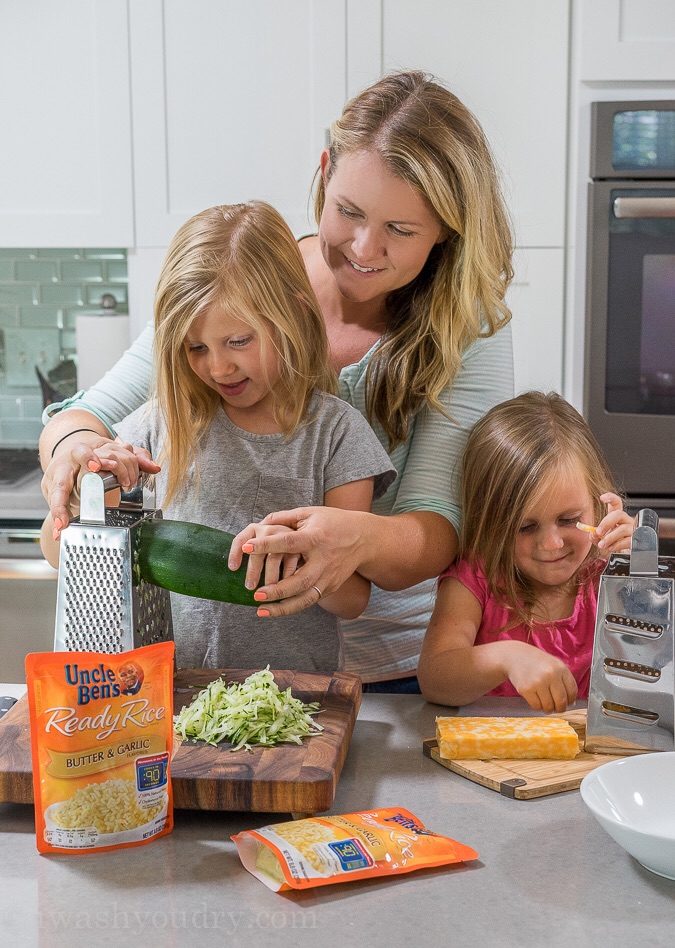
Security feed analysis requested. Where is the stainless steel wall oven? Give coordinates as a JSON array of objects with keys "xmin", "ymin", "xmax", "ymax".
[{"xmin": 585, "ymin": 100, "xmax": 675, "ymax": 512}]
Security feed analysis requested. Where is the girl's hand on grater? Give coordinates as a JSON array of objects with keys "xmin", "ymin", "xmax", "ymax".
[
  {"xmin": 44, "ymin": 433, "xmax": 161, "ymax": 535},
  {"xmin": 594, "ymin": 493, "xmax": 635, "ymax": 556},
  {"xmin": 88, "ymin": 438, "xmax": 161, "ymax": 494}
]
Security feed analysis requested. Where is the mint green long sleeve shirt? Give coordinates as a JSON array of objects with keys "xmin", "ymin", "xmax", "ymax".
[{"xmin": 46, "ymin": 319, "xmax": 514, "ymax": 681}]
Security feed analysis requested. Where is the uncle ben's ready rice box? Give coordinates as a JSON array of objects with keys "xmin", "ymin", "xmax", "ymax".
[{"xmin": 26, "ymin": 641, "xmax": 174, "ymax": 854}]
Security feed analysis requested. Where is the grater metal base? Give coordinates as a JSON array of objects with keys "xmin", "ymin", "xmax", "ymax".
[
  {"xmin": 586, "ymin": 510, "xmax": 675, "ymax": 755},
  {"xmin": 53, "ymin": 474, "xmax": 174, "ymax": 654}
]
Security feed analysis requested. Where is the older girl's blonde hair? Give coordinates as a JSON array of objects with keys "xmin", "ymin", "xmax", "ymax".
[
  {"xmin": 154, "ymin": 201, "xmax": 336, "ymax": 506},
  {"xmin": 460, "ymin": 392, "xmax": 618, "ymax": 624},
  {"xmin": 315, "ymin": 70, "xmax": 513, "ymax": 449}
]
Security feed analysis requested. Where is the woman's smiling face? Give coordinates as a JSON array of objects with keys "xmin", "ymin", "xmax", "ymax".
[{"xmin": 318, "ymin": 149, "xmax": 445, "ymax": 305}]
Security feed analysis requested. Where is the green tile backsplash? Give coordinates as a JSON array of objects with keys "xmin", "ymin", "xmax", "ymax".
[{"xmin": 0, "ymin": 249, "xmax": 128, "ymax": 447}]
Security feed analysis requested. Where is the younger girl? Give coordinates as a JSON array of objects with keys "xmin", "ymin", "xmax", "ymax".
[
  {"xmin": 42, "ymin": 202, "xmax": 394, "ymax": 674},
  {"xmin": 418, "ymin": 392, "xmax": 634, "ymax": 712}
]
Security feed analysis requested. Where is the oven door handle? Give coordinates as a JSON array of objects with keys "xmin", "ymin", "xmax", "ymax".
[
  {"xmin": 613, "ymin": 196, "xmax": 675, "ymax": 219},
  {"xmin": 0, "ymin": 558, "xmax": 58, "ymax": 580},
  {"xmin": 4, "ymin": 530, "xmax": 42, "ymax": 543}
]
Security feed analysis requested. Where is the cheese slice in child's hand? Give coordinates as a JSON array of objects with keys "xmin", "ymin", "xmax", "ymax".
[{"xmin": 435, "ymin": 716, "xmax": 580, "ymax": 760}]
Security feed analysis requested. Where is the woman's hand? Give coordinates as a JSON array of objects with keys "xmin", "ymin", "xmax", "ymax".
[
  {"xmin": 229, "ymin": 506, "xmax": 367, "ymax": 617},
  {"xmin": 504, "ymin": 642, "xmax": 578, "ymax": 713},
  {"xmin": 43, "ymin": 434, "xmax": 114, "ymax": 534},
  {"xmin": 592, "ymin": 492, "xmax": 635, "ymax": 556}
]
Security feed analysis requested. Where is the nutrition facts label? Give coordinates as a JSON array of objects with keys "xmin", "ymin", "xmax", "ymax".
[{"xmin": 44, "ymin": 826, "xmax": 99, "ymax": 849}]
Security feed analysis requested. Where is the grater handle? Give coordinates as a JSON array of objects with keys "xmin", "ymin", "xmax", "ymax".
[
  {"xmin": 99, "ymin": 472, "xmax": 121, "ymax": 493},
  {"xmin": 630, "ymin": 508, "xmax": 659, "ymax": 576},
  {"xmin": 636, "ymin": 508, "xmax": 659, "ymax": 533},
  {"xmin": 78, "ymin": 471, "xmax": 156, "ymax": 524}
]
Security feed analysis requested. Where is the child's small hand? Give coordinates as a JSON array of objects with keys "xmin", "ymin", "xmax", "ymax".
[
  {"xmin": 50, "ymin": 440, "xmax": 159, "ymax": 541},
  {"xmin": 504, "ymin": 642, "xmax": 578, "ymax": 713},
  {"xmin": 87, "ymin": 439, "xmax": 158, "ymax": 493},
  {"xmin": 234, "ymin": 523, "xmax": 302, "ymax": 597},
  {"xmin": 593, "ymin": 492, "xmax": 635, "ymax": 556}
]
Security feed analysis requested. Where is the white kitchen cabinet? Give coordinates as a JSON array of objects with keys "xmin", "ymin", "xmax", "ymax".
[
  {"xmin": 0, "ymin": 561, "xmax": 57, "ymax": 684},
  {"xmin": 124, "ymin": 0, "xmax": 568, "ymax": 374},
  {"xmin": 578, "ymin": 0, "xmax": 675, "ymax": 81},
  {"xmin": 355, "ymin": 0, "xmax": 569, "ymax": 249},
  {"xmin": 0, "ymin": 0, "xmax": 134, "ymax": 247},
  {"xmin": 129, "ymin": 0, "xmax": 568, "ymax": 249},
  {"xmin": 129, "ymin": 0, "xmax": 348, "ymax": 246},
  {"xmin": 507, "ymin": 249, "xmax": 564, "ymax": 395}
]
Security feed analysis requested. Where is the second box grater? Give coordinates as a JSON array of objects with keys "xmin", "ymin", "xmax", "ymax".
[
  {"xmin": 53, "ymin": 471, "xmax": 173, "ymax": 653},
  {"xmin": 586, "ymin": 509, "xmax": 675, "ymax": 754}
]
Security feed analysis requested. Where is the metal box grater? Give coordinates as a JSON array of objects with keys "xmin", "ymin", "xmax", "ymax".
[
  {"xmin": 53, "ymin": 471, "xmax": 173, "ymax": 653},
  {"xmin": 586, "ymin": 509, "xmax": 675, "ymax": 754}
]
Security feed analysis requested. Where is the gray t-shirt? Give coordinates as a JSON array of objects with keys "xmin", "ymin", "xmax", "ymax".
[{"xmin": 115, "ymin": 393, "xmax": 395, "ymax": 674}]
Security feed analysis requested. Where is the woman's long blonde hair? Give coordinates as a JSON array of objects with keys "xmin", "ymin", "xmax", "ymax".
[
  {"xmin": 315, "ymin": 70, "xmax": 513, "ymax": 449},
  {"xmin": 154, "ymin": 201, "xmax": 336, "ymax": 506},
  {"xmin": 460, "ymin": 392, "xmax": 618, "ymax": 625}
]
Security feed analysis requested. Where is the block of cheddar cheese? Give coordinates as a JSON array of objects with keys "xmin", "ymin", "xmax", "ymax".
[{"xmin": 435, "ymin": 716, "xmax": 580, "ymax": 761}]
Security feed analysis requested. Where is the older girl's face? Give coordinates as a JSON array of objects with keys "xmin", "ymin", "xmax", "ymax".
[
  {"xmin": 319, "ymin": 149, "xmax": 445, "ymax": 305},
  {"xmin": 184, "ymin": 306, "xmax": 280, "ymax": 431}
]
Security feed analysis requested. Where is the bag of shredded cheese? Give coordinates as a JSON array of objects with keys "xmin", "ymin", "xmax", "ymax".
[
  {"xmin": 232, "ymin": 807, "xmax": 478, "ymax": 891},
  {"xmin": 26, "ymin": 642, "xmax": 175, "ymax": 855}
]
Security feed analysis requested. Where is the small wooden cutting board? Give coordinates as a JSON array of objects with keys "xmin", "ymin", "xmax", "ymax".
[
  {"xmin": 0, "ymin": 668, "xmax": 361, "ymax": 814},
  {"xmin": 422, "ymin": 710, "xmax": 629, "ymax": 799}
]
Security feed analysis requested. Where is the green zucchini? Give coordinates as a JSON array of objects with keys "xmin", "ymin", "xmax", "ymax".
[{"xmin": 135, "ymin": 518, "xmax": 257, "ymax": 606}]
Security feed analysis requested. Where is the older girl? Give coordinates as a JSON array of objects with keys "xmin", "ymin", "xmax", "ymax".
[
  {"xmin": 42, "ymin": 202, "xmax": 394, "ymax": 674},
  {"xmin": 418, "ymin": 392, "xmax": 635, "ymax": 712}
]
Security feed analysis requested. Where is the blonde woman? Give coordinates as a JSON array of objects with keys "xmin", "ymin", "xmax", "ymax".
[
  {"xmin": 419, "ymin": 393, "xmax": 635, "ymax": 712},
  {"xmin": 40, "ymin": 71, "xmax": 514, "ymax": 691},
  {"xmin": 42, "ymin": 202, "xmax": 395, "ymax": 674}
]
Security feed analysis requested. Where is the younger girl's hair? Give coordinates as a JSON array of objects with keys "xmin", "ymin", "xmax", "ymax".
[
  {"xmin": 315, "ymin": 70, "xmax": 513, "ymax": 449},
  {"xmin": 154, "ymin": 201, "xmax": 336, "ymax": 506},
  {"xmin": 460, "ymin": 391, "xmax": 618, "ymax": 623}
]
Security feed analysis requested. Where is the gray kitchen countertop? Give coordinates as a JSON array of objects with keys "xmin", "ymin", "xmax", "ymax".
[{"xmin": 2, "ymin": 692, "xmax": 675, "ymax": 948}]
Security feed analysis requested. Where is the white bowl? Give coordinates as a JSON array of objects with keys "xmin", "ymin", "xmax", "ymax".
[{"xmin": 580, "ymin": 752, "xmax": 675, "ymax": 880}]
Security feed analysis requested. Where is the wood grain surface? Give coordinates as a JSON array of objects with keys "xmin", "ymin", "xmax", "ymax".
[
  {"xmin": 422, "ymin": 710, "xmax": 635, "ymax": 799},
  {"xmin": 0, "ymin": 668, "xmax": 361, "ymax": 814}
]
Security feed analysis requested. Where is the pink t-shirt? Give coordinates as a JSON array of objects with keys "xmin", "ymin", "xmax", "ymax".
[{"xmin": 439, "ymin": 558, "xmax": 604, "ymax": 698}]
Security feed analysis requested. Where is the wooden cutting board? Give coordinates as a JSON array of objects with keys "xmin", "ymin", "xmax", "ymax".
[
  {"xmin": 0, "ymin": 668, "xmax": 361, "ymax": 814},
  {"xmin": 422, "ymin": 710, "xmax": 632, "ymax": 799}
]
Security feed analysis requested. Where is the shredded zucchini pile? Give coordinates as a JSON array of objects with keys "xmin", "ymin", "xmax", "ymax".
[{"xmin": 173, "ymin": 667, "xmax": 323, "ymax": 751}]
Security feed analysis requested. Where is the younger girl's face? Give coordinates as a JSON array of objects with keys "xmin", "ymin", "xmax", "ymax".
[
  {"xmin": 514, "ymin": 465, "xmax": 595, "ymax": 593},
  {"xmin": 184, "ymin": 306, "xmax": 280, "ymax": 431},
  {"xmin": 319, "ymin": 149, "xmax": 445, "ymax": 306}
]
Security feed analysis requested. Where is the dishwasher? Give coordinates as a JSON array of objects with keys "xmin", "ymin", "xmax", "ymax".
[
  {"xmin": 0, "ymin": 457, "xmax": 58, "ymax": 682},
  {"xmin": 0, "ymin": 520, "xmax": 57, "ymax": 682}
]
